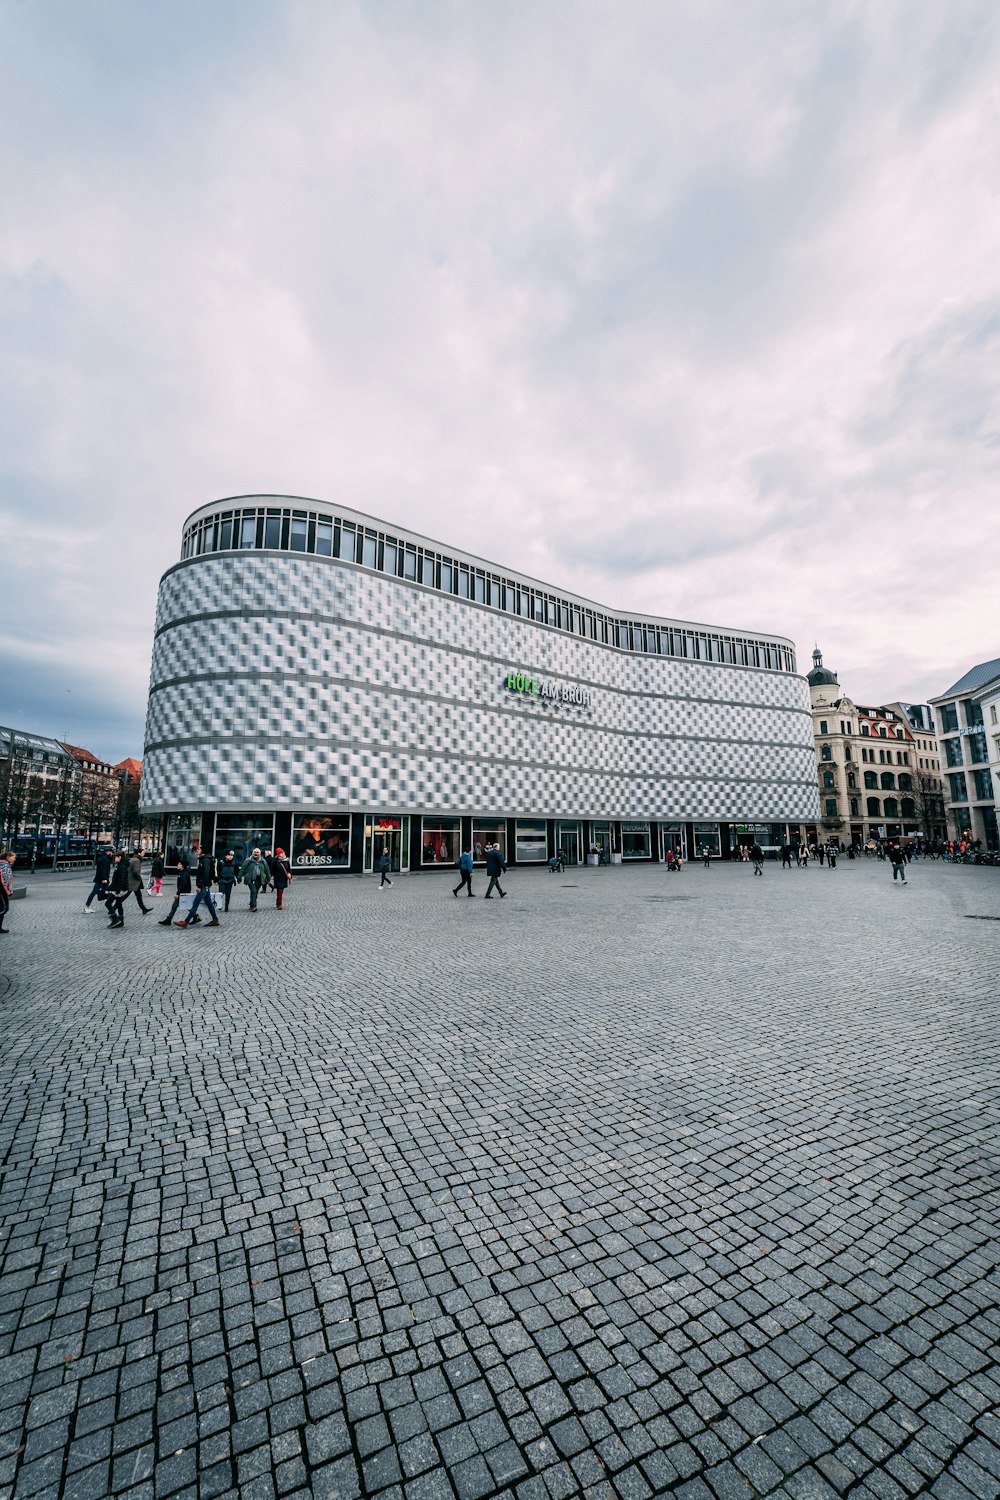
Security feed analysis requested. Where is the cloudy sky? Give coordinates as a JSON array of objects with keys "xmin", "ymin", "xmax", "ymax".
[{"xmin": 3, "ymin": 0, "xmax": 999, "ymax": 761}]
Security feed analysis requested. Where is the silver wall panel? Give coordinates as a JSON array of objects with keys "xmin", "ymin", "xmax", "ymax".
[{"xmin": 141, "ymin": 553, "xmax": 821, "ymax": 822}]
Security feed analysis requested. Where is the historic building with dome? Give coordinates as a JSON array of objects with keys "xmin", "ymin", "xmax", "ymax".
[{"xmin": 806, "ymin": 647, "xmax": 945, "ymax": 846}]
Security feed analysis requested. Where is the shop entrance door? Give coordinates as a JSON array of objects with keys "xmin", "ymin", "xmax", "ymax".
[
  {"xmin": 558, "ymin": 821, "xmax": 581, "ymax": 866},
  {"xmin": 591, "ymin": 821, "xmax": 612, "ymax": 865},
  {"xmin": 364, "ymin": 816, "xmax": 410, "ymax": 874},
  {"xmin": 660, "ymin": 825, "xmax": 685, "ymax": 861}
]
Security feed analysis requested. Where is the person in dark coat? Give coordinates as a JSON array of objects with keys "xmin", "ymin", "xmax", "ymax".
[
  {"xmin": 104, "ymin": 852, "xmax": 130, "ymax": 927},
  {"xmin": 84, "ymin": 848, "xmax": 113, "ymax": 912},
  {"xmin": 148, "ymin": 854, "xmax": 164, "ymax": 895},
  {"xmin": 780, "ymin": 843, "xmax": 793, "ymax": 868},
  {"xmin": 159, "ymin": 859, "xmax": 195, "ymax": 925},
  {"xmin": 750, "ymin": 843, "xmax": 764, "ymax": 876},
  {"xmin": 176, "ymin": 843, "xmax": 220, "ymax": 928},
  {"xmin": 484, "ymin": 843, "xmax": 507, "ymax": 899},
  {"xmin": 272, "ymin": 848, "xmax": 292, "ymax": 907},
  {"xmin": 377, "ymin": 847, "xmax": 392, "ymax": 889},
  {"xmin": 217, "ymin": 850, "xmax": 238, "ymax": 911},
  {"xmin": 127, "ymin": 853, "xmax": 152, "ymax": 914},
  {"xmin": 889, "ymin": 844, "xmax": 907, "ymax": 883}
]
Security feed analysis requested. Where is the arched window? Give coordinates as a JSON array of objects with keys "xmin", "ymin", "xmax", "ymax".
[
  {"xmin": 898, "ymin": 774, "xmax": 912, "ymax": 791},
  {"xmin": 864, "ymin": 771, "xmax": 878, "ymax": 789},
  {"xmin": 821, "ymin": 745, "xmax": 832, "ymax": 761},
  {"xmin": 866, "ymin": 797, "xmax": 881, "ymax": 815},
  {"xmin": 901, "ymin": 799, "xmax": 916, "ymax": 818},
  {"xmin": 823, "ymin": 771, "xmax": 835, "ymax": 788},
  {"xmin": 883, "ymin": 797, "xmax": 899, "ymax": 817},
  {"xmin": 880, "ymin": 772, "xmax": 896, "ymax": 790}
]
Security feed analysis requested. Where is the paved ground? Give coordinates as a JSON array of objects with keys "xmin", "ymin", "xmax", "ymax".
[{"xmin": 0, "ymin": 857, "xmax": 999, "ymax": 1500}]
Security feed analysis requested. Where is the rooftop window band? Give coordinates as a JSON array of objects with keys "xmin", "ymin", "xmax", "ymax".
[{"xmin": 175, "ymin": 496, "xmax": 797, "ymax": 676}]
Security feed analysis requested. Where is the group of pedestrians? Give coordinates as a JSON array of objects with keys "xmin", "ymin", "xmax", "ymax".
[
  {"xmin": 78, "ymin": 842, "xmax": 292, "ymax": 931},
  {"xmin": 83, "ymin": 848, "xmax": 152, "ymax": 927},
  {"xmin": 452, "ymin": 842, "xmax": 507, "ymax": 898},
  {"xmin": 779, "ymin": 841, "xmax": 839, "ymax": 869}
]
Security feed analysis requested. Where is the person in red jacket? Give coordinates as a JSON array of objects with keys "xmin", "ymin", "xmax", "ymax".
[{"xmin": 272, "ymin": 848, "xmax": 292, "ymax": 908}]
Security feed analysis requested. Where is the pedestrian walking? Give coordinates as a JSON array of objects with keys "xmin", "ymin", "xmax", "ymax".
[
  {"xmin": 484, "ymin": 842, "xmax": 507, "ymax": 898},
  {"xmin": 159, "ymin": 858, "xmax": 195, "ymax": 925},
  {"xmin": 84, "ymin": 847, "xmax": 113, "ymax": 912},
  {"xmin": 217, "ymin": 850, "xmax": 238, "ymax": 911},
  {"xmin": 240, "ymin": 847, "xmax": 269, "ymax": 911},
  {"xmin": 272, "ymin": 848, "xmax": 292, "ymax": 907},
  {"xmin": 750, "ymin": 842, "xmax": 764, "ymax": 876},
  {"xmin": 817, "ymin": 845, "xmax": 825, "ymax": 866},
  {"xmin": 889, "ymin": 844, "xmax": 907, "ymax": 883},
  {"xmin": 827, "ymin": 844, "xmax": 838, "ymax": 869},
  {"xmin": 0, "ymin": 850, "xmax": 14, "ymax": 934},
  {"xmin": 127, "ymin": 851, "xmax": 152, "ymax": 914},
  {"xmin": 262, "ymin": 849, "xmax": 274, "ymax": 893},
  {"xmin": 780, "ymin": 843, "xmax": 792, "ymax": 868},
  {"xmin": 377, "ymin": 847, "xmax": 393, "ymax": 889},
  {"xmin": 702, "ymin": 845, "xmax": 712, "ymax": 868},
  {"xmin": 176, "ymin": 844, "xmax": 220, "ymax": 927},
  {"xmin": 148, "ymin": 854, "xmax": 164, "ymax": 895},
  {"xmin": 453, "ymin": 847, "xmax": 475, "ymax": 898},
  {"xmin": 104, "ymin": 852, "xmax": 130, "ymax": 927},
  {"xmin": 800, "ymin": 845, "xmax": 809, "ymax": 869}
]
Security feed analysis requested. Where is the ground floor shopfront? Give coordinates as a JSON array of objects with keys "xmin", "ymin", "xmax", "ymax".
[{"xmin": 163, "ymin": 811, "xmax": 820, "ymax": 874}]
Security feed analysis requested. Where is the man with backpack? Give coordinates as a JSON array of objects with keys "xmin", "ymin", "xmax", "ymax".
[
  {"xmin": 452, "ymin": 847, "xmax": 475, "ymax": 898},
  {"xmin": 175, "ymin": 842, "xmax": 220, "ymax": 927}
]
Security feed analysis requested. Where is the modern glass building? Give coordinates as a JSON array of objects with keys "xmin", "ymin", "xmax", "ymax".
[{"xmin": 140, "ymin": 496, "xmax": 821, "ymax": 871}]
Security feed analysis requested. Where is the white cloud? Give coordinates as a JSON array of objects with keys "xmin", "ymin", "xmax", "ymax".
[{"xmin": 2, "ymin": 0, "xmax": 1000, "ymax": 758}]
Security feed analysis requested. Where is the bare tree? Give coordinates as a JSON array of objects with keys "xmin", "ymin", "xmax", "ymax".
[
  {"xmin": 0, "ymin": 740, "xmax": 35, "ymax": 841},
  {"xmin": 908, "ymin": 770, "xmax": 947, "ymax": 842},
  {"xmin": 50, "ymin": 762, "xmax": 81, "ymax": 852},
  {"xmin": 78, "ymin": 769, "xmax": 118, "ymax": 844}
]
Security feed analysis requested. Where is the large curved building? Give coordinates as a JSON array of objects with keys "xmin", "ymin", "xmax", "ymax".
[{"xmin": 141, "ymin": 496, "xmax": 820, "ymax": 872}]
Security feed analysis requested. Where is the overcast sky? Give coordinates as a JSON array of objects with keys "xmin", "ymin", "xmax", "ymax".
[{"xmin": 3, "ymin": 1, "xmax": 999, "ymax": 762}]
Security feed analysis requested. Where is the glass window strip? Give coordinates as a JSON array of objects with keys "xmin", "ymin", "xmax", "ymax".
[{"xmin": 180, "ymin": 504, "xmax": 795, "ymax": 670}]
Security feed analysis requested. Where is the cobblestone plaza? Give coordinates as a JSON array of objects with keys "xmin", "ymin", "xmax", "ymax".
[{"xmin": 1, "ymin": 860, "xmax": 998, "ymax": 1500}]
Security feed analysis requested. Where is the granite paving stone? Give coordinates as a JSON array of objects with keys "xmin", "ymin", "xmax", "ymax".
[{"xmin": 0, "ymin": 859, "xmax": 998, "ymax": 1498}]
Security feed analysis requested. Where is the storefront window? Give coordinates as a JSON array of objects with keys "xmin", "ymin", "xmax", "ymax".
[
  {"xmin": 421, "ymin": 818, "xmax": 460, "ymax": 865},
  {"xmin": 213, "ymin": 813, "xmax": 275, "ymax": 865},
  {"xmin": 621, "ymin": 821, "xmax": 651, "ymax": 858},
  {"xmin": 165, "ymin": 813, "xmax": 201, "ymax": 867},
  {"xmin": 694, "ymin": 822, "xmax": 721, "ymax": 858},
  {"xmin": 290, "ymin": 815, "xmax": 351, "ymax": 869},
  {"xmin": 473, "ymin": 819, "xmax": 506, "ymax": 863},
  {"xmin": 515, "ymin": 820, "xmax": 547, "ymax": 863}
]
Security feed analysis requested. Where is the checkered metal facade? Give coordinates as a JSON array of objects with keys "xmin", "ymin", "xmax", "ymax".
[{"xmin": 141, "ymin": 550, "xmax": 820, "ymax": 822}]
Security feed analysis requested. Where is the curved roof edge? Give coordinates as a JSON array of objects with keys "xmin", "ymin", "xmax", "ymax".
[{"xmin": 177, "ymin": 494, "xmax": 798, "ymax": 654}]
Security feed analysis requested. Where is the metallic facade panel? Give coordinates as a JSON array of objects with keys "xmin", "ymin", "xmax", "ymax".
[{"xmin": 141, "ymin": 548, "xmax": 820, "ymax": 823}]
